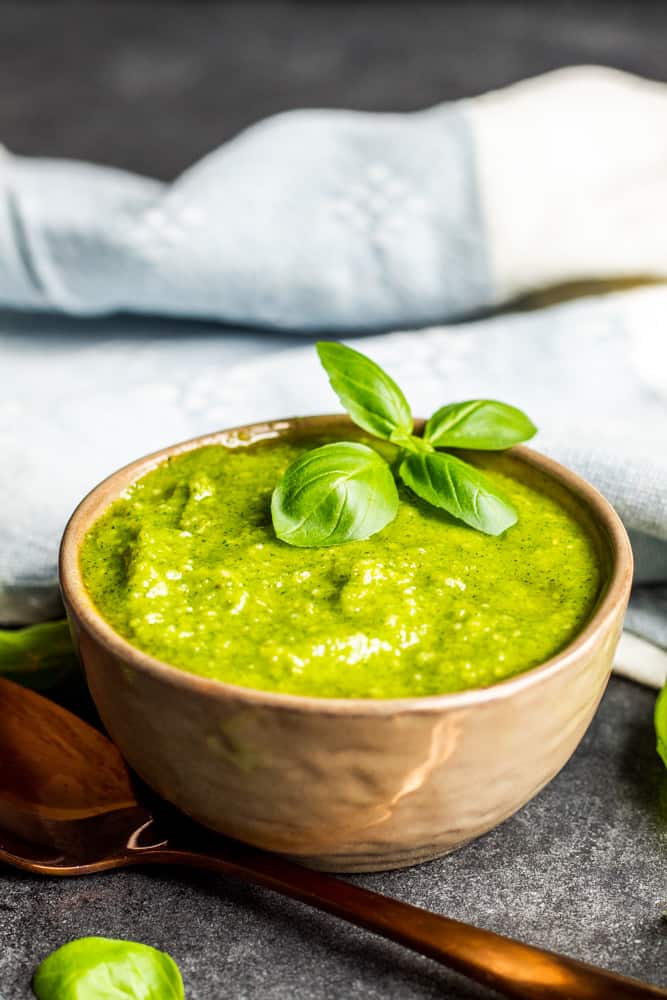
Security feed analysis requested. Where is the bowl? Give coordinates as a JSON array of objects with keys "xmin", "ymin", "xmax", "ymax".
[{"xmin": 59, "ymin": 415, "xmax": 633, "ymax": 873}]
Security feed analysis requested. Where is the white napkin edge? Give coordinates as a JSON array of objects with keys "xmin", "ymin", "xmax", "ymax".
[{"xmin": 614, "ymin": 631, "xmax": 667, "ymax": 690}]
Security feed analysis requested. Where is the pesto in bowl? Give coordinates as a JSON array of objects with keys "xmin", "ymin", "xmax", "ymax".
[{"xmin": 80, "ymin": 431, "xmax": 602, "ymax": 700}]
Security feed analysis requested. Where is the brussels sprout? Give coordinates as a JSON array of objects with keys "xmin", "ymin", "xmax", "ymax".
[{"xmin": 33, "ymin": 937, "xmax": 185, "ymax": 999}]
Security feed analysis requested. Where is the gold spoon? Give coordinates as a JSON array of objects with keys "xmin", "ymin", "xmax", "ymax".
[{"xmin": 0, "ymin": 676, "xmax": 663, "ymax": 1000}]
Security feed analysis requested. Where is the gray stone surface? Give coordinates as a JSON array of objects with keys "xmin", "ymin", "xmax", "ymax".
[
  {"xmin": 0, "ymin": 677, "xmax": 665, "ymax": 998},
  {"xmin": 1, "ymin": 2, "xmax": 666, "ymax": 996},
  {"xmin": 2, "ymin": 1, "xmax": 667, "ymax": 180}
]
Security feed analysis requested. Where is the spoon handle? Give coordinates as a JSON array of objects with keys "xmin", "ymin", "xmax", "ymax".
[{"xmin": 144, "ymin": 841, "xmax": 666, "ymax": 1000}]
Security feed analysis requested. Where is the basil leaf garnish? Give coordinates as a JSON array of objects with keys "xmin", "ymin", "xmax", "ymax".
[
  {"xmin": 398, "ymin": 450, "xmax": 518, "ymax": 536},
  {"xmin": 316, "ymin": 341, "xmax": 413, "ymax": 440},
  {"xmin": 271, "ymin": 344, "xmax": 537, "ymax": 546},
  {"xmin": 424, "ymin": 400, "xmax": 536, "ymax": 450},
  {"xmin": 33, "ymin": 938, "xmax": 184, "ymax": 1000},
  {"xmin": 656, "ymin": 684, "xmax": 667, "ymax": 769},
  {"xmin": 271, "ymin": 441, "xmax": 399, "ymax": 547}
]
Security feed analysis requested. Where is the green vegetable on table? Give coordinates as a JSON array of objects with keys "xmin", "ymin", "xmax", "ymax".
[
  {"xmin": 0, "ymin": 620, "xmax": 76, "ymax": 690},
  {"xmin": 32, "ymin": 937, "xmax": 184, "ymax": 1000},
  {"xmin": 655, "ymin": 684, "xmax": 667, "ymax": 769},
  {"xmin": 271, "ymin": 341, "xmax": 537, "ymax": 547}
]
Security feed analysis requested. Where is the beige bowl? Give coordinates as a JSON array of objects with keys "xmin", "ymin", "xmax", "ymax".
[{"xmin": 59, "ymin": 416, "xmax": 632, "ymax": 873}]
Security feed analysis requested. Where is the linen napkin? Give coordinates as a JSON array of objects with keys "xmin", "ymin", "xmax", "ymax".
[{"xmin": 1, "ymin": 65, "xmax": 665, "ymax": 689}]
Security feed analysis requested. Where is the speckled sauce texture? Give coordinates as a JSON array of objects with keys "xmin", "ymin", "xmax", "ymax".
[{"xmin": 80, "ymin": 435, "xmax": 602, "ymax": 699}]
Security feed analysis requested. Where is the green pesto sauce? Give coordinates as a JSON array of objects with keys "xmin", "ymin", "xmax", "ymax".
[{"xmin": 80, "ymin": 435, "xmax": 602, "ymax": 699}]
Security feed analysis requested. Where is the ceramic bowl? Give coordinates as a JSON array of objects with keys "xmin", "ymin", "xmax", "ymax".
[{"xmin": 59, "ymin": 416, "xmax": 633, "ymax": 873}]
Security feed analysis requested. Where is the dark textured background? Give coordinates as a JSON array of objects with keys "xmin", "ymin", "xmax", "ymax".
[{"xmin": 1, "ymin": 2, "xmax": 666, "ymax": 997}]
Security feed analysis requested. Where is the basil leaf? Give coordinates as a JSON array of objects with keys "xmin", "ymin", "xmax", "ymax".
[
  {"xmin": 0, "ymin": 620, "xmax": 76, "ymax": 690},
  {"xmin": 424, "ymin": 400, "xmax": 537, "ymax": 450},
  {"xmin": 399, "ymin": 450, "xmax": 517, "ymax": 536},
  {"xmin": 32, "ymin": 937, "xmax": 184, "ymax": 1000},
  {"xmin": 656, "ymin": 684, "xmax": 667, "ymax": 769},
  {"xmin": 272, "ymin": 441, "xmax": 398, "ymax": 547},
  {"xmin": 316, "ymin": 341, "xmax": 413, "ymax": 440}
]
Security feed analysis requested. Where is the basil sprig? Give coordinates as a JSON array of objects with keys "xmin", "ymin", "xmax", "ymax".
[{"xmin": 271, "ymin": 342, "xmax": 537, "ymax": 547}]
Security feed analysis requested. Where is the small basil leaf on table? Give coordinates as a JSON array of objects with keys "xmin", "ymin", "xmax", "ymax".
[
  {"xmin": 399, "ymin": 450, "xmax": 518, "ymax": 536},
  {"xmin": 272, "ymin": 441, "xmax": 399, "ymax": 547},
  {"xmin": 32, "ymin": 937, "xmax": 184, "ymax": 1000},
  {"xmin": 0, "ymin": 620, "xmax": 76, "ymax": 690},
  {"xmin": 424, "ymin": 400, "xmax": 537, "ymax": 450},
  {"xmin": 316, "ymin": 341, "xmax": 413, "ymax": 440},
  {"xmin": 655, "ymin": 684, "xmax": 667, "ymax": 769}
]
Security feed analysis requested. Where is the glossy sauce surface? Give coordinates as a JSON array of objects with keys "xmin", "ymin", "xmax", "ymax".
[{"xmin": 81, "ymin": 436, "xmax": 602, "ymax": 698}]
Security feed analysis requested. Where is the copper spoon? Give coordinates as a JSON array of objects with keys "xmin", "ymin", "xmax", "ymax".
[{"xmin": 0, "ymin": 677, "xmax": 664, "ymax": 1000}]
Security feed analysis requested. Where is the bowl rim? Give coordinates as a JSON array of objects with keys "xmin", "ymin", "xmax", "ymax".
[{"xmin": 59, "ymin": 414, "xmax": 633, "ymax": 717}]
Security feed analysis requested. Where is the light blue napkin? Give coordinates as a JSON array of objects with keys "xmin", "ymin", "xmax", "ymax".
[{"xmin": 1, "ymin": 66, "xmax": 666, "ymax": 688}]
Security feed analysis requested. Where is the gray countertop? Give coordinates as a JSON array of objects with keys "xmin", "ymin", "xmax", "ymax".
[
  {"xmin": 0, "ymin": 677, "xmax": 665, "ymax": 998},
  {"xmin": 1, "ymin": 2, "xmax": 666, "ymax": 996}
]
